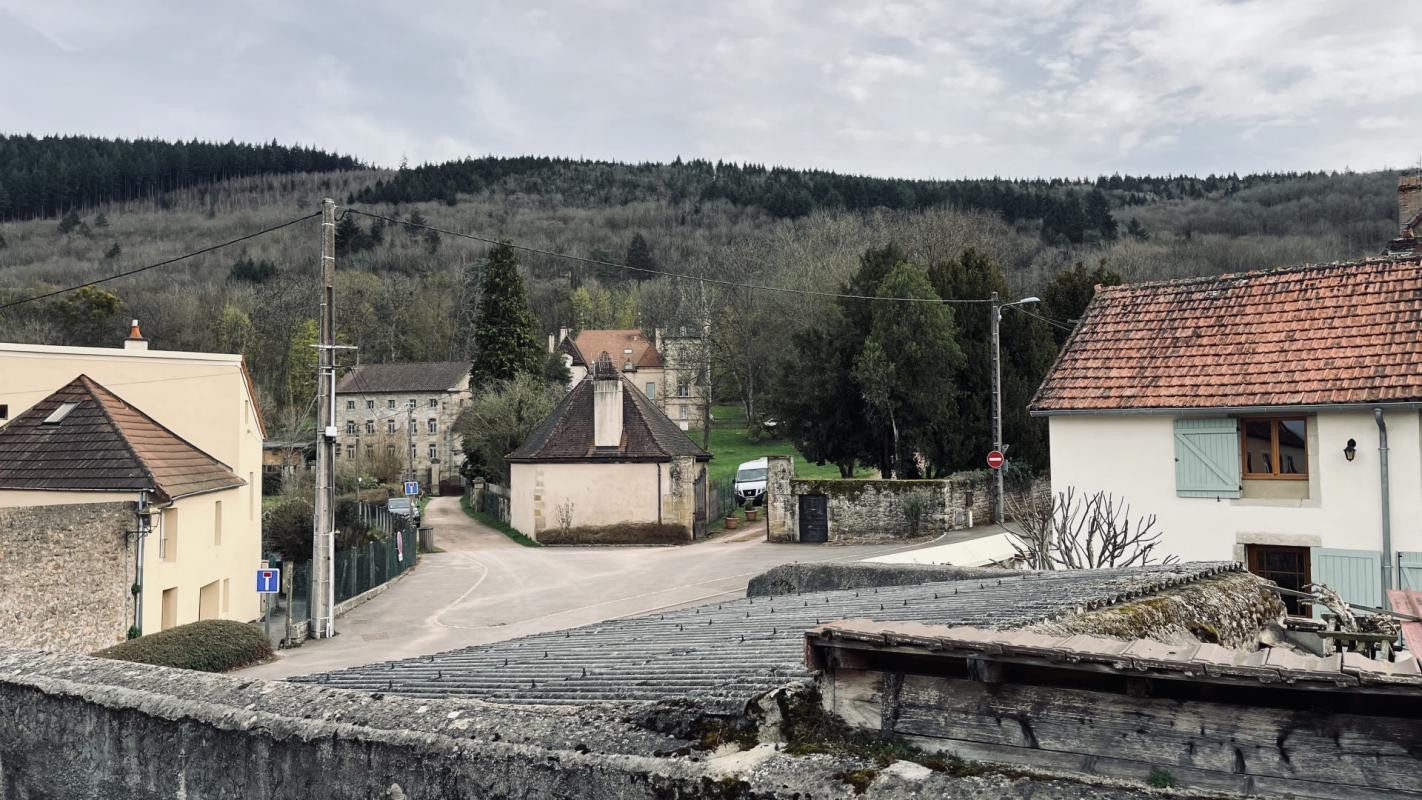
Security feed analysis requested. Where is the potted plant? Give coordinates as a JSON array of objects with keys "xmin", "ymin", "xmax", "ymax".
[
  {"xmin": 744, "ymin": 506, "xmax": 759, "ymax": 522},
  {"xmin": 725, "ymin": 515, "xmax": 740, "ymax": 530}
]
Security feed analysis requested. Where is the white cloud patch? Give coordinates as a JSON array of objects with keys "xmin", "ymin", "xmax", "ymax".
[{"xmin": 0, "ymin": 0, "xmax": 1419, "ymax": 177}]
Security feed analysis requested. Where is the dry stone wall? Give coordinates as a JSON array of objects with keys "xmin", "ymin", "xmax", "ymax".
[{"xmin": 0, "ymin": 502, "xmax": 132, "ymax": 654}]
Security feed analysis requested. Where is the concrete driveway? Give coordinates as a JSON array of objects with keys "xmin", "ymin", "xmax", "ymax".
[{"xmin": 242, "ymin": 496, "xmax": 975, "ymax": 679}]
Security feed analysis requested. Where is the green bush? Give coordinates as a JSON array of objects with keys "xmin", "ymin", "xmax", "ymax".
[
  {"xmin": 538, "ymin": 523, "xmax": 691, "ymax": 545},
  {"xmin": 94, "ymin": 620, "xmax": 273, "ymax": 672}
]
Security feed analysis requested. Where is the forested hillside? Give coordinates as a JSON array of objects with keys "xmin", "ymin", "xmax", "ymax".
[{"xmin": 0, "ymin": 135, "xmax": 1406, "ymax": 471}]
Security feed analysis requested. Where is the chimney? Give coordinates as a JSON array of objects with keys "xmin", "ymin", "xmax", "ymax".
[
  {"xmin": 548, "ymin": 333, "xmax": 556, "ymax": 353},
  {"xmin": 1400, "ymin": 176, "xmax": 1422, "ymax": 236},
  {"xmin": 592, "ymin": 352, "xmax": 623, "ymax": 448},
  {"xmin": 123, "ymin": 319, "xmax": 149, "ymax": 351},
  {"xmin": 654, "ymin": 327, "xmax": 664, "ymax": 355},
  {"xmin": 558, "ymin": 326, "xmax": 570, "ymax": 346}
]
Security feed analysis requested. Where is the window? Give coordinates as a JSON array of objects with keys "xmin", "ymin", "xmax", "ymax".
[
  {"xmin": 409, "ymin": 399, "xmax": 417, "ymax": 408},
  {"xmin": 427, "ymin": 418, "xmax": 437, "ymax": 434},
  {"xmin": 160, "ymin": 508, "xmax": 178, "ymax": 561},
  {"xmin": 161, "ymin": 588, "xmax": 178, "ymax": 630},
  {"xmin": 410, "ymin": 444, "xmax": 417, "ymax": 460},
  {"xmin": 679, "ymin": 405, "xmax": 689, "ymax": 421},
  {"xmin": 366, "ymin": 399, "xmax": 375, "ymax": 410},
  {"xmin": 345, "ymin": 420, "xmax": 356, "ymax": 435},
  {"xmin": 366, "ymin": 445, "xmax": 374, "ymax": 457},
  {"xmin": 1241, "ymin": 417, "xmax": 1307, "ymax": 478},
  {"xmin": 213, "ymin": 500, "xmax": 222, "ymax": 546},
  {"xmin": 677, "ymin": 383, "xmax": 691, "ymax": 398},
  {"xmin": 0, "ymin": 404, "xmax": 8, "ymax": 420},
  {"xmin": 346, "ymin": 444, "xmax": 355, "ymax": 459},
  {"xmin": 222, "ymin": 578, "xmax": 230, "ymax": 613},
  {"xmin": 334, "ymin": 446, "xmax": 341, "ymax": 459},
  {"xmin": 365, "ymin": 419, "xmax": 375, "ymax": 434},
  {"xmin": 43, "ymin": 402, "xmax": 78, "ymax": 424},
  {"xmin": 409, "ymin": 418, "xmax": 417, "ymax": 434},
  {"xmin": 428, "ymin": 443, "xmax": 438, "ymax": 459},
  {"xmin": 346, "ymin": 399, "xmax": 355, "ymax": 410},
  {"xmin": 388, "ymin": 399, "xmax": 396, "ymax": 409},
  {"xmin": 386, "ymin": 445, "xmax": 396, "ymax": 457},
  {"xmin": 645, "ymin": 382, "xmax": 656, "ymax": 399},
  {"xmin": 1246, "ymin": 545, "xmax": 1310, "ymax": 615},
  {"xmin": 429, "ymin": 398, "xmax": 438, "ymax": 408},
  {"xmin": 387, "ymin": 419, "xmax": 396, "ymax": 434}
]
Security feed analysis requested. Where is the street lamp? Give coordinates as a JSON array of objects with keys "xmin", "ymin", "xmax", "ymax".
[{"xmin": 990, "ymin": 293, "xmax": 1040, "ymax": 524}]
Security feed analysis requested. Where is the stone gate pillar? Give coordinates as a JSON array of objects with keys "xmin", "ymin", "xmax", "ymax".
[{"xmin": 765, "ymin": 455, "xmax": 794, "ymax": 542}]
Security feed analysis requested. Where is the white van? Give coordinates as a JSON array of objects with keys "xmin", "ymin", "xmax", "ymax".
[{"xmin": 734, "ymin": 457, "xmax": 769, "ymax": 506}]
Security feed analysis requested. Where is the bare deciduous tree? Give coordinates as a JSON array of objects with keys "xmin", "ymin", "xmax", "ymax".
[{"xmin": 1006, "ymin": 487, "xmax": 1176, "ymax": 570}]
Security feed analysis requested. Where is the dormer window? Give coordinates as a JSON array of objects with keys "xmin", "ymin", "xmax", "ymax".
[{"xmin": 43, "ymin": 403, "xmax": 78, "ymax": 425}]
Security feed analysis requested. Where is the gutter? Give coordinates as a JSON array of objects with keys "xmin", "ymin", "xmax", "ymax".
[
  {"xmin": 1031, "ymin": 401, "xmax": 1422, "ymax": 418},
  {"xmin": 1375, "ymin": 408, "xmax": 1395, "ymax": 607}
]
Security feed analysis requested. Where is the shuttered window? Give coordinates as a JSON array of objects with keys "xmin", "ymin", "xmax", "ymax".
[
  {"xmin": 1312, "ymin": 548, "xmax": 1382, "ymax": 613},
  {"xmin": 1173, "ymin": 418, "xmax": 1241, "ymax": 498},
  {"xmin": 1397, "ymin": 552, "xmax": 1422, "ymax": 591}
]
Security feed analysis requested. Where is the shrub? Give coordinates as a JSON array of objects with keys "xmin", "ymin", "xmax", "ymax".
[
  {"xmin": 94, "ymin": 620, "xmax": 272, "ymax": 672},
  {"xmin": 538, "ymin": 523, "xmax": 691, "ymax": 545},
  {"xmin": 900, "ymin": 490, "xmax": 931, "ymax": 536}
]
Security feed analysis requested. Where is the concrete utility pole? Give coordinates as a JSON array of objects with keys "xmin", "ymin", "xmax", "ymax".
[
  {"xmin": 990, "ymin": 292, "xmax": 1040, "ymax": 525},
  {"xmin": 311, "ymin": 198, "xmax": 337, "ymax": 638}
]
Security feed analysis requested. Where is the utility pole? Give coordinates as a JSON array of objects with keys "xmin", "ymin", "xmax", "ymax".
[
  {"xmin": 990, "ymin": 292, "xmax": 1004, "ymax": 525},
  {"xmin": 311, "ymin": 198, "xmax": 337, "ymax": 639},
  {"xmin": 990, "ymin": 292, "xmax": 1041, "ymax": 525}
]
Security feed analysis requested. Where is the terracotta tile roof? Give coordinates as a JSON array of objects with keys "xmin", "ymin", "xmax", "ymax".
[
  {"xmin": 1031, "ymin": 256, "xmax": 1422, "ymax": 412},
  {"xmin": 508, "ymin": 374, "xmax": 709, "ymax": 462},
  {"xmin": 568, "ymin": 330, "xmax": 662, "ymax": 370},
  {"xmin": 335, "ymin": 361, "xmax": 471, "ymax": 394},
  {"xmin": 0, "ymin": 375, "xmax": 244, "ymax": 502}
]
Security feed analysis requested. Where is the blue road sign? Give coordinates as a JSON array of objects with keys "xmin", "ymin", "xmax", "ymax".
[
  {"xmin": 256, "ymin": 568, "xmax": 281, "ymax": 594},
  {"xmin": 404, "ymin": 480, "xmax": 420, "ymax": 496}
]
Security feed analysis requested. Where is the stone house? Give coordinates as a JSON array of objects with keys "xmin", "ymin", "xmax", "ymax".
[
  {"xmin": 334, "ymin": 361, "xmax": 472, "ymax": 491},
  {"xmin": 0, "ymin": 375, "xmax": 254, "ymax": 644},
  {"xmin": 508, "ymin": 352, "xmax": 711, "ymax": 542},
  {"xmin": 552, "ymin": 328, "xmax": 707, "ymax": 430},
  {"xmin": 1032, "ymin": 251, "xmax": 1422, "ymax": 613}
]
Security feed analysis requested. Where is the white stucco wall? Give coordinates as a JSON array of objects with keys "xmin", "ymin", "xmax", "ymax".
[
  {"xmin": 510, "ymin": 462, "xmax": 663, "ymax": 539},
  {"xmin": 1046, "ymin": 409, "xmax": 1422, "ymax": 563}
]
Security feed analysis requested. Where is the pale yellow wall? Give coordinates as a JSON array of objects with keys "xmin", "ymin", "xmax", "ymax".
[
  {"xmin": 1047, "ymin": 409, "xmax": 1422, "ymax": 563},
  {"xmin": 143, "ymin": 486, "xmax": 259, "ymax": 632},
  {"xmin": 0, "ymin": 342, "xmax": 264, "ymax": 631},
  {"xmin": 511, "ymin": 461, "xmax": 662, "ymax": 539}
]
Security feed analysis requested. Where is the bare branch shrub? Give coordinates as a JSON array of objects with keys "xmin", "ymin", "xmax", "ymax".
[{"xmin": 1006, "ymin": 487, "xmax": 1176, "ymax": 570}]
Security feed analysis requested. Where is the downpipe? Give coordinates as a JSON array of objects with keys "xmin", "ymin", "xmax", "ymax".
[{"xmin": 1375, "ymin": 408, "xmax": 1394, "ymax": 607}]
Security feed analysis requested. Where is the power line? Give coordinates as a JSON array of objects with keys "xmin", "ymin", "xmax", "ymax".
[
  {"xmin": 1005, "ymin": 304, "xmax": 1077, "ymax": 332},
  {"xmin": 0, "ymin": 212, "xmax": 321, "ymax": 311},
  {"xmin": 344, "ymin": 208, "xmax": 997, "ymax": 305}
]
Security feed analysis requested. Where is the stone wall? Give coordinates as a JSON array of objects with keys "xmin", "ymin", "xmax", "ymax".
[
  {"xmin": 0, "ymin": 502, "xmax": 132, "ymax": 654},
  {"xmin": 0, "ymin": 646, "xmax": 1200, "ymax": 799},
  {"xmin": 747, "ymin": 562, "xmax": 1022, "ymax": 597},
  {"xmin": 768, "ymin": 468, "xmax": 1048, "ymax": 543}
]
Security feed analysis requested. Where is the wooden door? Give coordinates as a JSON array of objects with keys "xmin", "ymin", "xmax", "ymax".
[{"xmin": 799, "ymin": 494, "xmax": 829, "ymax": 543}]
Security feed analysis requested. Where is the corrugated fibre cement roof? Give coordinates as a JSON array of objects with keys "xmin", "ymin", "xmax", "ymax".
[{"xmin": 293, "ymin": 562, "xmax": 1239, "ymax": 713}]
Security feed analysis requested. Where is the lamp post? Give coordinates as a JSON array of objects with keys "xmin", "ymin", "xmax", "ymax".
[{"xmin": 990, "ymin": 292, "xmax": 1040, "ymax": 524}]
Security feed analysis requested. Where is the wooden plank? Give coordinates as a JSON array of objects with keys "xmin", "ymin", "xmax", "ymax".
[
  {"xmin": 890, "ymin": 673, "xmax": 1422, "ymax": 791},
  {"xmin": 900, "ymin": 735, "xmax": 1422, "ymax": 800}
]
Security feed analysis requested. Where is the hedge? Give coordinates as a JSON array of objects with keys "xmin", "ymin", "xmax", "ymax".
[
  {"xmin": 94, "ymin": 619, "xmax": 273, "ymax": 672},
  {"xmin": 538, "ymin": 523, "xmax": 691, "ymax": 546}
]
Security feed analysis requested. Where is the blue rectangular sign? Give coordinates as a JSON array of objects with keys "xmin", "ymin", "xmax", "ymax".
[
  {"xmin": 256, "ymin": 568, "xmax": 281, "ymax": 594},
  {"xmin": 404, "ymin": 481, "xmax": 419, "ymax": 496}
]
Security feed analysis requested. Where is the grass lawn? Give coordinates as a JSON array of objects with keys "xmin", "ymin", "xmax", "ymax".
[{"xmin": 694, "ymin": 404, "xmax": 867, "ymax": 484}]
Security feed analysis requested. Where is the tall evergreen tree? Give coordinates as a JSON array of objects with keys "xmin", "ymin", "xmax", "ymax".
[
  {"xmin": 1084, "ymin": 189, "xmax": 1117, "ymax": 240},
  {"xmin": 469, "ymin": 243, "xmax": 544, "ymax": 389},
  {"xmin": 624, "ymin": 232, "xmax": 656, "ymax": 281},
  {"xmin": 1041, "ymin": 261, "xmax": 1123, "ymax": 346}
]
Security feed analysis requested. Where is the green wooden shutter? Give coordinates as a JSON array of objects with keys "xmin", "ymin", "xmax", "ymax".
[
  {"xmin": 1311, "ymin": 548, "xmax": 1383, "ymax": 614},
  {"xmin": 1399, "ymin": 552, "xmax": 1422, "ymax": 590},
  {"xmin": 1173, "ymin": 418, "xmax": 1241, "ymax": 498}
]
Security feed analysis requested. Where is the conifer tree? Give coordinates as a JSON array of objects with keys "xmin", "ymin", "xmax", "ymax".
[
  {"xmin": 469, "ymin": 243, "xmax": 544, "ymax": 389},
  {"xmin": 624, "ymin": 232, "xmax": 656, "ymax": 281}
]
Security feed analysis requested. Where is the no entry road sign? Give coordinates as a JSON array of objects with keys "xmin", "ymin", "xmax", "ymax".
[
  {"xmin": 256, "ymin": 568, "xmax": 281, "ymax": 594},
  {"xmin": 404, "ymin": 480, "xmax": 420, "ymax": 496},
  {"xmin": 986, "ymin": 450, "xmax": 1006, "ymax": 470}
]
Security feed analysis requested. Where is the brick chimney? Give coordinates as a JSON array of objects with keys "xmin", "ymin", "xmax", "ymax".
[
  {"xmin": 1387, "ymin": 176, "xmax": 1422, "ymax": 255},
  {"xmin": 123, "ymin": 319, "xmax": 149, "ymax": 351},
  {"xmin": 592, "ymin": 352, "xmax": 623, "ymax": 448}
]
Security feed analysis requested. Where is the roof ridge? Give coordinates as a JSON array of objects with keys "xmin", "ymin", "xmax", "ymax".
[
  {"xmin": 1100, "ymin": 254, "xmax": 1422, "ymax": 294},
  {"xmin": 72, "ymin": 375, "xmax": 161, "ymax": 497}
]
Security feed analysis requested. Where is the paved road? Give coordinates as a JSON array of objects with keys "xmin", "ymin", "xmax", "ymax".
[{"xmin": 242, "ymin": 496, "xmax": 982, "ymax": 679}]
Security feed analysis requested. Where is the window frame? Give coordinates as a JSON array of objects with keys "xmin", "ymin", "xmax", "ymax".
[
  {"xmin": 1239, "ymin": 416, "xmax": 1308, "ymax": 481},
  {"xmin": 1245, "ymin": 544, "xmax": 1311, "ymax": 615},
  {"xmin": 345, "ymin": 399, "xmax": 355, "ymax": 410},
  {"xmin": 427, "ymin": 418, "xmax": 438, "ymax": 434}
]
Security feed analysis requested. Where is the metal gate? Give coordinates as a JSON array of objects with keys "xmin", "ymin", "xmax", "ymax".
[
  {"xmin": 693, "ymin": 467, "xmax": 707, "ymax": 539},
  {"xmin": 798, "ymin": 494, "xmax": 828, "ymax": 543}
]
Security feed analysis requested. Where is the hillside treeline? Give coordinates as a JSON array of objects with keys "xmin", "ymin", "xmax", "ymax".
[{"xmin": 0, "ymin": 134, "xmax": 362, "ymax": 220}]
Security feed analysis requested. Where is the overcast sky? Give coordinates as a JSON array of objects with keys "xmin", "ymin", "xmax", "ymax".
[{"xmin": 2, "ymin": 1, "xmax": 1418, "ymax": 180}]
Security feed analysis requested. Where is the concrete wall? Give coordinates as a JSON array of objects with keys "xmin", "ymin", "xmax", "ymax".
[
  {"xmin": 510, "ymin": 461, "xmax": 663, "ymax": 540},
  {"xmin": 1047, "ymin": 409, "xmax": 1422, "ymax": 563},
  {"xmin": 0, "ymin": 502, "xmax": 132, "ymax": 653}
]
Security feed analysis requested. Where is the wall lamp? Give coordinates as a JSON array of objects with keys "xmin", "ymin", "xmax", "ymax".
[{"xmin": 1344, "ymin": 438, "xmax": 1357, "ymax": 462}]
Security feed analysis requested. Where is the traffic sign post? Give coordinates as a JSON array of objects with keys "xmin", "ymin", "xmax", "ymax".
[
  {"xmin": 257, "ymin": 567, "xmax": 281, "ymax": 641},
  {"xmin": 986, "ymin": 450, "xmax": 1006, "ymax": 470},
  {"xmin": 404, "ymin": 480, "xmax": 419, "ymax": 496}
]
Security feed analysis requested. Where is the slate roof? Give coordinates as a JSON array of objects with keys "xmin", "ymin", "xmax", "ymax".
[
  {"xmin": 335, "ymin": 361, "xmax": 471, "ymax": 394},
  {"xmin": 1030, "ymin": 256, "xmax": 1422, "ymax": 413},
  {"xmin": 295, "ymin": 562, "xmax": 1239, "ymax": 711},
  {"xmin": 566, "ymin": 330, "xmax": 662, "ymax": 370},
  {"xmin": 507, "ymin": 372, "xmax": 710, "ymax": 462},
  {"xmin": 0, "ymin": 375, "xmax": 244, "ymax": 502}
]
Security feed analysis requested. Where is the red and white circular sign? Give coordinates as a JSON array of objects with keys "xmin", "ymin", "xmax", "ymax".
[{"xmin": 986, "ymin": 450, "xmax": 1006, "ymax": 470}]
